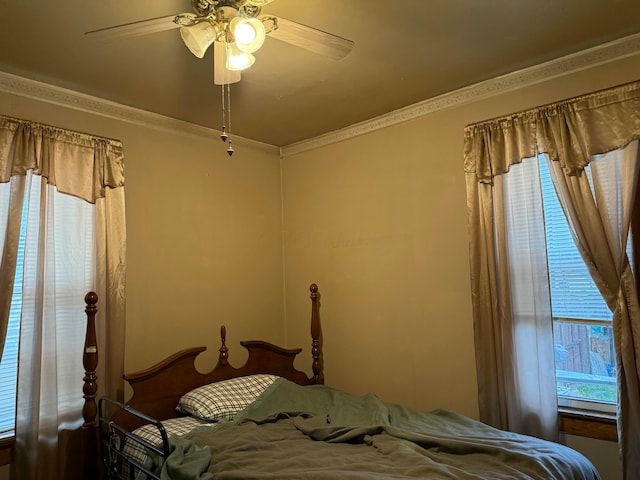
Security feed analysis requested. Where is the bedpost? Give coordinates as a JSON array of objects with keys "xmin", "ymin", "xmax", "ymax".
[
  {"xmin": 82, "ymin": 291, "xmax": 100, "ymax": 479},
  {"xmin": 309, "ymin": 283, "xmax": 324, "ymax": 384}
]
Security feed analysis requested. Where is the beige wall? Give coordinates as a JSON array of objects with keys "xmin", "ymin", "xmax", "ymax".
[
  {"xmin": 0, "ymin": 90, "xmax": 286, "ymax": 374},
  {"xmin": 281, "ymin": 115, "xmax": 478, "ymax": 416},
  {"xmin": 281, "ymin": 54, "xmax": 640, "ymax": 480}
]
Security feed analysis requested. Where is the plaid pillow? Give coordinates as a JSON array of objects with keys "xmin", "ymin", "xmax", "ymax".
[
  {"xmin": 124, "ymin": 416, "xmax": 209, "ymax": 466},
  {"xmin": 177, "ymin": 374, "xmax": 279, "ymax": 421}
]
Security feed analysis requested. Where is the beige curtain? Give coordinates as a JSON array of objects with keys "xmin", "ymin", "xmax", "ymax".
[
  {"xmin": 0, "ymin": 115, "xmax": 126, "ymax": 479},
  {"xmin": 464, "ymin": 81, "xmax": 640, "ymax": 479}
]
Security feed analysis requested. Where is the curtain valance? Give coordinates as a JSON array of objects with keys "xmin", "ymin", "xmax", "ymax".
[
  {"xmin": 464, "ymin": 80, "xmax": 640, "ymax": 183},
  {"xmin": 0, "ymin": 115, "xmax": 124, "ymax": 202}
]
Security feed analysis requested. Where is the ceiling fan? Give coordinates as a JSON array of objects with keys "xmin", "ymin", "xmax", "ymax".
[{"xmin": 86, "ymin": 0, "xmax": 354, "ymax": 84}]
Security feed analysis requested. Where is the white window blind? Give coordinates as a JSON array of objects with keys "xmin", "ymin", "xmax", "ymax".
[
  {"xmin": 539, "ymin": 159, "xmax": 614, "ymax": 322},
  {"xmin": 0, "ymin": 292, "xmax": 21, "ymax": 438}
]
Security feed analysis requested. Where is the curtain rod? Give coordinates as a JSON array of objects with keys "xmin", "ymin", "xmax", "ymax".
[
  {"xmin": 0, "ymin": 113, "xmax": 123, "ymax": 145},
  {"xmin": 465, "ymin": 78, "xmax": 640, "ymax": 130}
]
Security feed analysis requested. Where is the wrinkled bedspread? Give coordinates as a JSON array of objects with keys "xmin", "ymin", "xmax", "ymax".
[{"xmin": 175, "ymin": 378, "xmax": 600, "ymax": 480}]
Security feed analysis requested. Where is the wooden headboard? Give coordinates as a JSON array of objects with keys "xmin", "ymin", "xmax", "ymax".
[{"xmin": 80, "ymin": 283, "xmax": 323, "ymax": 477}]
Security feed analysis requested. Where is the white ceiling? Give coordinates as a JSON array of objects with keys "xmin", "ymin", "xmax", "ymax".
[{"xmin": 1, "ymin": 1, "xmax": 640, "ymax": 147}]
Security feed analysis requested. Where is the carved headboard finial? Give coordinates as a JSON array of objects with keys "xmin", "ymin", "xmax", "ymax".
[{"xmin": 219, "ymin": 325, "xmax": 229, "ymax": 366}]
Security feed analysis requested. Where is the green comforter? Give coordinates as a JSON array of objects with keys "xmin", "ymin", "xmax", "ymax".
[{"xmin": 175, "ymin": 378, "xmax": 600, "ymax": 479}]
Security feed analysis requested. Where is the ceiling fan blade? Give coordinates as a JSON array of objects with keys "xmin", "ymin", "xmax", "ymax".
[
  {"xmin": 266, "ymin": 17, "xmax": 354, "ymax": 61},
  {"xmin": 85, "ymin": 15, "xmax": 180, "ymax": 42}
]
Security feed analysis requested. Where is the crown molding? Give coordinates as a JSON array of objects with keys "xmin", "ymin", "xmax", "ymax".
[
  {"xmin": 0, "ymin": 70, "xmax": 278, "ymax": 154},
  {"xmin": 281, "ymin": 32, "xmax": 640, "ymax": 158}
]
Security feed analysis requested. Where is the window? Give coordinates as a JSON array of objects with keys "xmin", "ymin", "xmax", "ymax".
[
  {"xmin": 0, "ymin": 118, "xmax": 125, "ymax": 475},
  {"xmin": 539, "ymin": 157, "xmax": 624, "ymax": 413}
]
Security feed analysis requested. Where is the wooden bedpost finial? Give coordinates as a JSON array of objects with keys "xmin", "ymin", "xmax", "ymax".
[
  {"xmin": 309, "ymin": 284, "xmax": 324, "ymax": 384},
  {"xmin": 219, "ymin": 325, "xmax": 229, "ymax": 366},
  {"xmin": 82, "ymin": 291, "xmax": 100, "ymax": 479},
  {"xmin": 84, "ymin": 291, "xmax": 98, "ymax": 310},
  {"xmin": 82, "ymin": 291, "xmax": 99, "ymax": 428}
]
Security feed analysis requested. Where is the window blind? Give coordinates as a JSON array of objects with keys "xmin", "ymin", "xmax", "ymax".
[{"xmin": 539, "ymin": 157, "xmax": 614, "ymax": 322}]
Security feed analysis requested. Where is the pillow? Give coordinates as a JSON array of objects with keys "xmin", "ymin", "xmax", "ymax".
[
  {"xmin": 177, "ymin": 374, "xmax": 279, "ymax": 421},
  {"xmin": 122, "ymin": 416, "xmax": 213, "ymax": 480}
]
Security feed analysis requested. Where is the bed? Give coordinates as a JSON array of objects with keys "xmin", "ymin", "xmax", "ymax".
[{"xmin": 80, "ymin": 283, "xmax": 602, "ymax": 480}]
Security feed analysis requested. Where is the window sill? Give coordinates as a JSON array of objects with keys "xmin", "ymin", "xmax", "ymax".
[
  {"xmin": 559, "ymin": 408, "xmax": 617, "ymax": 442},
  {"xmin": 0, "ymin": 437, "xmax": 14, "ymax": 466}
]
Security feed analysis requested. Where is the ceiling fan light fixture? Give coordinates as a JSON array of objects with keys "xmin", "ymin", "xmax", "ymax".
[
  {"xmin": 225, "ymin": 42, "xmax": 255, "ymax": 71},
  {"xmin": 213, "ymin": 41, "xmax": 241, "ymax": 84},
  {"xmin": 180, "ymin": 21, "xmax": 218, "ymax": 58},
  {"xmin": 229, "ymin": 17, "xmax": 266, "ymax": 53}
]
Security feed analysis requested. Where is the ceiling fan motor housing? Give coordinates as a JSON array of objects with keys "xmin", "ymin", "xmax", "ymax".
[{"xmin": 192, "ymin": 0, "xmax": 263, "ymax": 19}]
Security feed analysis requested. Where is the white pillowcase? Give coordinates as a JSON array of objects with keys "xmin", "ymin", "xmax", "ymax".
[
  {"xmin": 177, "ymin": 374, "xmax": 279, "ymax": 421},
  {"xmin": 125, "ymin": 416, "xmax": 209, "ymax": 465}
]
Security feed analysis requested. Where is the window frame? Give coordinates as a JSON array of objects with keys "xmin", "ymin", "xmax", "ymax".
[
  {"xmin": 557, "ymin": 161, "xmax": 640, "ymax": 442},
  {"xmin": 558, "ymin": 409, "xmax": 617, "ymax": 441},
  {"xmin": 0, "ymin": 437, "xmax": 13, "ymax": 466},
  {"xmin": 539, "ymin": 157, "xmax": 619, "ymax": 414}
]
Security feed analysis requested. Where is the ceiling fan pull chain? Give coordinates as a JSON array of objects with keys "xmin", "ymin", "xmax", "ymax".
[
  {"xmin": 225, "ymin": 82, "xmax": 234, "ymax": 156},
  {"xmin": 227, "ymin": 83, "xmax": 232, "ymax": 136},
  {"xmin": 220, "ymin": 80, "xmax": 234, "ymax": 156},
  {"xmin": 220, "ymin": 82, "xmax": 228, "ymax": 143}
]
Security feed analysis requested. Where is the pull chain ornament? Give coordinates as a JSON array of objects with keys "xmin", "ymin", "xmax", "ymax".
[{"xmin": 220, "ymin": 79, "xmax": 235, "ymax": 155}]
